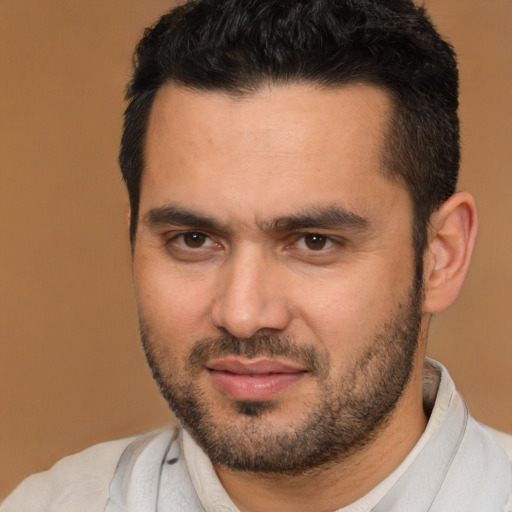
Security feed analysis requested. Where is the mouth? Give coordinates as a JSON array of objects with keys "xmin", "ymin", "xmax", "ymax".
[{"xmin": 206, "ymin": 358, "xmax": 307, "ymax": 401}]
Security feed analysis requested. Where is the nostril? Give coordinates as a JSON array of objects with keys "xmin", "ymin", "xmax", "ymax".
[{"xmin": 210, "ymin": 296, "xmax": 291, "ymax": 340}]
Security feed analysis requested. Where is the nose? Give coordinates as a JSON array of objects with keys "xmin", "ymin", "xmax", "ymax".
[{"xmin": 210, "ymin": 247, "xmax": 292, "ymax": 339}]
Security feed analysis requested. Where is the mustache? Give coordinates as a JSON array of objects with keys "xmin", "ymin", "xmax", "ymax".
[{"xmin": 186, "ymin": 333, "xmax": 329, "ymax": 378}]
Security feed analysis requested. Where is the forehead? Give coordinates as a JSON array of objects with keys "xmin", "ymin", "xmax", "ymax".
[{"xmin": 141, "ymin": 83, "xmax": 409, "ymax": 225}]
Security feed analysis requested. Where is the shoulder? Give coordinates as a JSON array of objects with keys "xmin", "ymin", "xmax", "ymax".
[
  {"xmin": 484, "ymin": 425, "xmax": 512, "ymax": 460},
  {"xmin": 1, "ymin": 435, "xmax": 139, "ymax": 512}
]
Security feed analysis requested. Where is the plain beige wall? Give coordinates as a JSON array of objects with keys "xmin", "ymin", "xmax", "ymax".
[{"xmin": 0, "ymin": 0, "xmax": 510, "ymax": 499}]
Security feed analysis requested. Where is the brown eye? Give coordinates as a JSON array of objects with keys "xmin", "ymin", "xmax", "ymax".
[
  {"xmin": 303, "ymin": 234, "xmax": 328, "ymax": 250},
  {"xmin": 182, "ymin": 232, "xmax": 208, "ymax": 248}
]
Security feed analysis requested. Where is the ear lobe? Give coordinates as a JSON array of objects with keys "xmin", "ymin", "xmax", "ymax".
[
  {"xmin": 423, "ymin": 192, "xmax": 478, "ymax": 314},
  {"xmin": 126, "ymin": 208, "xmax": 132, "ymax": 230}
]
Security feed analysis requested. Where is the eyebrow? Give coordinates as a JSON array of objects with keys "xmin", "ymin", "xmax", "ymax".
[
  {"xmin": 144, "ymin": 205, "xmax": 229, "ymax": 233},
  {"xmin": 143, "ymin": 203, "xmax": 371, "ymax": 235},
  {"xmin": 263, "ymin": 206, "xmax": 371, "ymax": 233}
]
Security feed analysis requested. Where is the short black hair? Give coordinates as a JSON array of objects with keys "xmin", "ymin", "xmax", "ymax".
[{"xmin": 120, "ymin": 0, "xmax": 459, "ymax": 261}]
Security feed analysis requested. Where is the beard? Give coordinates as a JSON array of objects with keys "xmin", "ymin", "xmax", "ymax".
[{"xmin": 140, "ymin": 280, "xmax": 423, "ymax": 475}]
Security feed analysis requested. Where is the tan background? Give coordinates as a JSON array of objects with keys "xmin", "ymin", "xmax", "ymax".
[{"xmin": 0, "ymin": 0, "xmax": 510, "ymax": 499}]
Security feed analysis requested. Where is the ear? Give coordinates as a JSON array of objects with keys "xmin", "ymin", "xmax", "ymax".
[
  {"xmin": 423, "ymin": 192, "xmax": 478, "ymax": 314},
  {"xmin": 126, "ymin": 207, "xmax": 132, "ymax": 230}
]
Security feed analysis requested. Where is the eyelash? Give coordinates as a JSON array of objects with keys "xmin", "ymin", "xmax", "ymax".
[
  {"xmin": 164, "ymin": 231, "xmax": 219, "ymax": 251},
  {"xmin": 164, "ymin": 231, "xmax": 344, "ymax": 254},
  {"xmin": 293, "ymin": 233, "xmax": 336, "ymax": 251}
]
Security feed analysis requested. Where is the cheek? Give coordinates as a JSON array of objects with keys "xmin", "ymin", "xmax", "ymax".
[
  {"xmin": 291, "ymin": 259, "xmax": 414, "ymax": 359},
  {"xmin": 295, "ymin": 283, "xmax": 381, "ymax": 354},
  {"xmin": 134, "ymin": 257, "xmax": 215, "ymax": 350}
]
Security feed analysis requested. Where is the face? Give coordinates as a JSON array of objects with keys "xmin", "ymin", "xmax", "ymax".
[{"xmin": 133, "ymin": 84, "xmax": 423, "ymax": 473}]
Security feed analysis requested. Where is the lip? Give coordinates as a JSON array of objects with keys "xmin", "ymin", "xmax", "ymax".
[{"xmin": 206, "ymin": 358, "xmax": 307, "ymax": 401}]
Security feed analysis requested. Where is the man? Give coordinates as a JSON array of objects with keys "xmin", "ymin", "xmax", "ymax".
[{"xmin": 3, "ymin": 0, "xmax": 511, "ymax": 510}]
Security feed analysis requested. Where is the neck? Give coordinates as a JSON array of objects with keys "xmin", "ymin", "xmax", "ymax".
[{"xmin": 214, "ymin": 360, "xmax": 427, "ymax": 512}]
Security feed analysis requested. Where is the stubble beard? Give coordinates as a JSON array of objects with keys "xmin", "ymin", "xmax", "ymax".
[{"xmin": 140, "ymin": 281, "xmax": 423, "ymax": 475}]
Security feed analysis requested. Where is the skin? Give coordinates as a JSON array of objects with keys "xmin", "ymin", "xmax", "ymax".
[{"xmin": 132, "ymin": 83, "xmax": 477, "ymax": 511}]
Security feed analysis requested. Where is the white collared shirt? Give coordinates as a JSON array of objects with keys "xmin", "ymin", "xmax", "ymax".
[{"xmin": 3, "ymin": 359, "xmax": 512, "ymax": 512}]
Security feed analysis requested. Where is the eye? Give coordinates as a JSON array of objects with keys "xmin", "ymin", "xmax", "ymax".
[
  {"xmin": 163, "ymin": 230, "xmax": 222, "ymax": 262},
  {"xmin": 169, "ymin": 231, "xmax": 218, "ymax": 249},
  {"xmin": 296, "ymin": 233, "xmax": 335, "ymax": 251},
  {"xmin": 180, "ymin": 232, "xmax": 210, "ymax": 248}
]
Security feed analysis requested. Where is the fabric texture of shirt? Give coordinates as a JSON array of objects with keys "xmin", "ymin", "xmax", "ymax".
[{"xmin": 2, "ymin": 359, "xmax": 512, "ymax": 512}]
